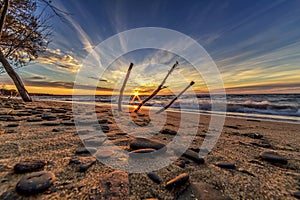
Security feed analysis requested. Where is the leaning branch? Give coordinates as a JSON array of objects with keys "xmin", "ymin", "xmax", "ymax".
[
  {"xmin": 118, "ymin": 63, "xmax": 134, "ymax": 111},
  {"xmin": 134, "ymin": 61, "xmax": 179, "ymax": 112},
  {"xmin": 156, "ymin": 81, "xmax": 195, "ymax": 114}
]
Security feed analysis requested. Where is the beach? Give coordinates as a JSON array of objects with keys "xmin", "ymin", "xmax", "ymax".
[{"xmin": 0, "ymin": 97, "xmax": 299, "ymax": 200}]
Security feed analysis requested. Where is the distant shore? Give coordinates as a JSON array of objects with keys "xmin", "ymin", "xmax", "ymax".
[{"xmin": 0, "ymin": 98, "xmax": 300, "ymax": 199}]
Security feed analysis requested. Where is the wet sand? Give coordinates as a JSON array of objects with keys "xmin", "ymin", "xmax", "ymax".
[{"xmin": 0, "ymin": 97, "xmax": 299, "ymax": 199}]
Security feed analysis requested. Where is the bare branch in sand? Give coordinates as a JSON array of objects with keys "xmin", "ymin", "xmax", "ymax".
[
  {"xmin": 118, "ymin": 63, "xmax": 134, "ymax": 112},
  {"xmin": 156, "ymin": 81, "xmax": 195, "ymax": 114},
  {"xmin": 134, "ymin": 61, "xmax": 179, "ymax": 112}
]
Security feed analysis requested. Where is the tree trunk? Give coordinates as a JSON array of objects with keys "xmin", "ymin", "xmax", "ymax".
[
  {"xmin": 0, "ymin": 0, "xmax": 32, "ymax": 102},
  {"xmin": 0, "ymin": 51, "xmax": 32, "ymax": 102}
]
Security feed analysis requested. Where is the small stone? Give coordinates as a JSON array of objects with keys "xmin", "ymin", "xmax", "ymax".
[
  {"xmin": 161, "ymin": 128, "xmax": 177, "ymax": 135},
  {"xmin": 27, "ymin": 118, "xmax": 43, "ymax": 122},
  {"xmin": 177, "ymin": 160, "xmax": 186, "ymax": 168},
  {"xmin": 147, "ymin": 172, "xmax": 161, "ymax": 184},
  {"xmin": 6, "ymin": 123, "xmax": 19, "ymax": 127},
  {"xmin": 116, "ymin": 132, "xmax": 127, "ymax": 136},
  {"xmin": 75, "ymin": 147, "xmax": 97, "ymax": 155},
  {"xmin": 98, "ymin": 119, "xmax": 108, "ymax": 124},
  {"xmin": 259, "ymin": 151, "xmax": 288, "ymax": 164},
  {"xmin": 62, "ymin": 121, "xmax": 75, "ymax": 126},
  {"xmin": 190, "ymin": 182, "xmax": 232, "ymax": 200},
  {"xmin": 100, "ymin": 125, "xmax": 110, "ymax": 133},
  {"xmin": 130, "ymin": 137, "xmax": 165, "ymax": 150},
  {"xmin": 225, "ymin": 125, "xmax": 239, "ymax": 130},
  {"xmin": 242, "ymin": 132, "xmax": 263, "ymax": 139},
  {"xmin": 84, "ymin": 137, "xmax": 105, "ymax": 147},
  {"xmin": 16, "ymin": 171, "xmax": 55, "ymax": 195},
  {"xmin": 182, "ymin": 149, "xmax": 205, "ymax": 164},
  {"xmin": 94, "ymin": 150, "xmax": 114, "ymax": 159},
  {"xmin": 293, "ymin": 191, "xmax": 300, "ymax": 199},
  {"xmin": 130, "ymin": 148, "xmax": 156, "ymax": 154},
  {"xmin": 41, "ymin": 115, "xmax": 57, "ymax": 121},
  {"xmin": 69, "ymin": 157, "xmax": 96, "ymax": 172},
  {"xmin": 14, "ymin": 159, "xmax": 46, "ymax": 174},
  {"xmin": 165, "ymin": 173, "xmax": 189, "ymax": 190},
  {"xmin": 41, "ymin": 122, "xmax": 60, "ymax": 126},
  {"xmin": 52, "ymin": 128, "xmax": 60, "ymax": 132},
  {"xmin": 51, "ymin": 109, "xmax": 67, "ymax": 113},
  {"xmin": 215, "ymin": 162, "xmax": 236, "ymax": 169}
]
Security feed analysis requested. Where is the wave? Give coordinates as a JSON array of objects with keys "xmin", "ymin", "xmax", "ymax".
[{"xmin": 34, "ymin": 94, "xmax": 300, "ymax": 119}]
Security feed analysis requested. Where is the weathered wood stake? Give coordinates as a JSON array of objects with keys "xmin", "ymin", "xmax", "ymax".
[
  {"xmin": 134, "ymin": 61, "xmax": 179, "ymax": 112},
  {"xmin": 156, "ymin": 81, "xmax": 195, "ymax": 114},
  {"xmin": 118, "ymin": 63, "xmax": 134, "ymax": 111}
]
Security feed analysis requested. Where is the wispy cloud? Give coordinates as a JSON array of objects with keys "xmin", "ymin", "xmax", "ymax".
[{"xmin": 37, "ymin": 48, "xmax": 82, "ymax": 72}]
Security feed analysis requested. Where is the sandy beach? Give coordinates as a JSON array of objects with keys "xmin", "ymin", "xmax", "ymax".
[{"xmin": 0, "ymin": 97, "xmax": 299, "ymax": 200}]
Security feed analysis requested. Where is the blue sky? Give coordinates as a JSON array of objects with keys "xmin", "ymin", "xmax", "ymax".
[{"xmin": 1, "ymin": 0, "xmax": 300, "ymax": 94}]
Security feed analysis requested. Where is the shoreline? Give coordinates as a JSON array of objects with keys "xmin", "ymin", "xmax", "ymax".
[{"xmin": 33, "ymin": 98, "xmax": 300, "ymax": 124}]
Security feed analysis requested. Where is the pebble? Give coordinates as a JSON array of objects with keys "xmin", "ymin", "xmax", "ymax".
[
  {"xmin": 62, "ymin": 121, "xmax": 75, "ymax": 126},
  {"xmin": 165, "ymin": 173, "xmax": 189, "ymax": 190},
  {"xmin": 190, "ymin": 182, "xmax": 232, "ymax": 200},
  {"xmin": 69, "ymin": 157, "xmax": 96, "ymax": 172},
  {"xmin": 27, "ymin": 118, "xmax": 43, "ymax": 122},
  {"xmin": 98, "ymin": 119, "xmax": 108, "ymax": 124},
  {"xmin": 160, "ymin": 128, "xmax": 177, "ymax": 135},
  {"xmin": 41, "ymin": 115, "xmax": 57, "ymax": 121},
  {"xmin": 15, "ymin": 112, "xmax": 31, "ymax": 117},
  {"xmin": 41, "ymin": 122, "xmax": 60, "ymax": 126},
  {"xmin": 16, "ymin": 171, "xmax": 55, "ymax": 195},
  {"xmin": 129, "ymin": 148, "xmax": 157, "ymax": 158},
  {"xmin": 94, "ymin": 150, "xmax": 114, "ymax": 159},
  {"xmin": 130, "ymin": 148, "xmax": 156, "ymax": 154},
  {"xmin": 6, "ymin": 123, "xmax": 19, "ymax": 127},
  {"xmin": 242, "ymin": 132, "xmax": 263, "ymax": 139},
  {"xmin": 84, "ymin": 137, "xmax": 105, "ymax": 147},
  {"xmin": 0, "ymin": 115, "xmax": 15, "ymax": 121},
  {"xmin": 51, "ymin": 109, "xmax": 67, "ymax": 113},
  {"xmin": 75, "ymin": 147, "xmax": 97, "ymax": 155},
  {"xmin": 251, "ymin": 139, "xmax": 272, "ymax": 148},
  {"xmin": 99, "ymin": 125, "xmax": 109, "ymax": 133},
  {"xmin": 215, "ymin": 162, "xmax": 236, "ymax": 169},
  {"xmin": 130, "ymin": 137, "xmax": 165, "ymax": 150},
  {"xmin": 225, "ymin": 125, "xmax": 239, "ymax": 130},
  {"xmin": 14, "ymin": 159, "xmax": 46, "ymax": 174},
  {"xmin": 176, "ymin": 160, "xmax": 187, "ymax": 168},
  {"xmin": 147, "ymin": 172, "xmax": 162, "ymax": 184},
  {"xmin": 293, "ymin": 191, "xmax": 300, "ymax": 199},
  {"xmin": 259, "ymin": 151, "xmax": 288, "ymax": 164},
  {"xmin": 182, "ymin": 149, "xmax": 205, "ymax": 164}
]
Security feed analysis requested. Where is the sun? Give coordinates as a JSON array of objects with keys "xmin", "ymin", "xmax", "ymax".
[
  {"xmin": 133, "ymin": 90, "xmax": 139, "ymax": 97},
  {"xmin": 130, "ymin": 89, "xmax": 142, "ymax": 105}
]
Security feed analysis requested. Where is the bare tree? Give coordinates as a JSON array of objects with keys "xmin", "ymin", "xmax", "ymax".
[{"xmin": 0, "ymin": 0, "xmax": 67, "ymax": 102}]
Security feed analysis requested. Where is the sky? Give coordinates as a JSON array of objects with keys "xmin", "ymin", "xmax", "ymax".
[{"xmin": 0, "ymin": 0, "xmax": 300, "ymax": 95}]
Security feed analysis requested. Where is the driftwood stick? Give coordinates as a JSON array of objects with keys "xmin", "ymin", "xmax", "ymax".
[
  {"xmin": 118, "ymin": 63, "xmax": 134, "ymax": 111},
  {"xmin": 156, "ymin": 81, "xmax": 195, "ymax": 114},
  {"xmin": 134, "ymin": 61, "xmax": 179, "ymax": 112}
]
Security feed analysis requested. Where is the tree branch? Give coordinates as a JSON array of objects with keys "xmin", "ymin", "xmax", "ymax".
[
  {"xmin": 118, "ymin": 62, "xmax": 134, "ymax": 112},
  {"xmin": 134, "ymin": 61, "xmax": 179, "ymax": 112},
  {"xmin": 156, "ymin": 81, "xmax": 195, "ymax": 114}
]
